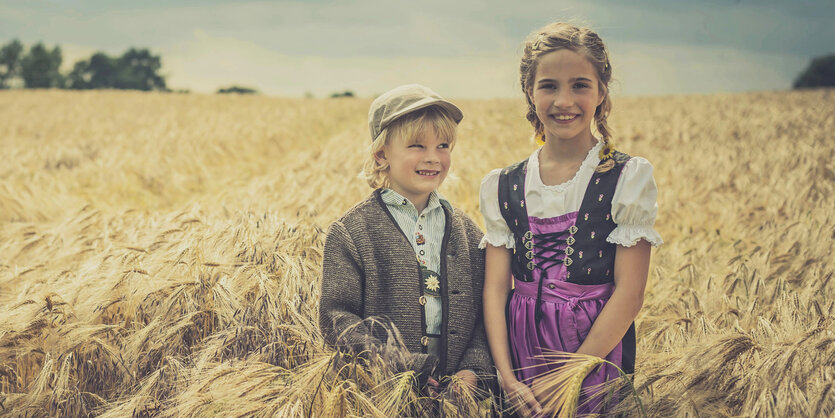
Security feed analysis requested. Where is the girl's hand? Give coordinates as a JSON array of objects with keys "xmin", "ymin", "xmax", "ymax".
[{"xmin": 503, "ymin": 379, "xmax": 543, "ymax": 416}]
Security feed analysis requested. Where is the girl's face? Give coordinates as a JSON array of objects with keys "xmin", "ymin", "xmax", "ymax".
[
  {"xmin": 529, "ymin": 49, "xmax": 604, "ymax": 144},
  {"xmin": 377, "ymin": 127, "xmax": 451, "ymax": 208}
]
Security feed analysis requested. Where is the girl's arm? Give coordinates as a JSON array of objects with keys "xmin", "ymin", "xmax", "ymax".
[
  {"xmin": 484, "ymin": 244, "xmax": 542, "ymax": 415},
  {"xmin": 576, "ymin": 239, "xmax": 651, "ymax": 358}
]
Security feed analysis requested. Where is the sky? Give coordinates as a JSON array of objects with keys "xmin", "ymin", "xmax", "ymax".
[{"xmin": 1, "ymin": 0, "xmax": 833, "ymax": 98}]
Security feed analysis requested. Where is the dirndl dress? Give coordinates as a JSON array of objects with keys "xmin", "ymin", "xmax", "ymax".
[{"xmin": 479, "ymin": 144, "xmax": 663, "ymax": 415}]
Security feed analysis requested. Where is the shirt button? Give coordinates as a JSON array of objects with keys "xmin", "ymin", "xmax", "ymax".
[
  {"xmin": 418, "ymin": 224, "xmax": 423, "ymax": 230},
  {"xmin": 548, "ymin": 283, "xmax": 556, "ymax": 289},
  {"xmin": 419, "ymin": 250, "xmax": 425, "ymax": 256},
  {"xmin": 402, "ymin": 199, "xmax": 408, "ymax": 205},
  {"xmin": 421, "ymin": 336, "xmax": 429, "ymax": 346}
]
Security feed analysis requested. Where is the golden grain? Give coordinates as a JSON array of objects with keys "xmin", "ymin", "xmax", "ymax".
[{"xmin": 0, "ymin": 89, "xmax": 832, "ymax": 416}]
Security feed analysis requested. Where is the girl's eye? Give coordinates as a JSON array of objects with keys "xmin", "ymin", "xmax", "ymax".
[
  {"xmin": 574, "ymin": 83, "xmax": 590, "ymax": 89},
  {"xmin": 540, "ymin": 84, "xmax": 556, "ymax": 90}
]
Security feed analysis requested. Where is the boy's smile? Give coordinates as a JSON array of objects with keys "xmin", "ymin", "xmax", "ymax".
[{"xmin": 378, "ymin": 128, "xmax": 450, "ymax": 212}]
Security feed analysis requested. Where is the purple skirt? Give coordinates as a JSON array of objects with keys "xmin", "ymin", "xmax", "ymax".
[{"xmin": 507, "ymin": 213, "xmax": 625, "ymax": 414}]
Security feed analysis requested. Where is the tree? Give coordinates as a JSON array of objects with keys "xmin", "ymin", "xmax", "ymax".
[
  {"xmin": 217, "ymin": 86, "xmax": 258, "ymax": 94},
  {"xmin": 0, "ymin": 39, "xmax": 24, "ymax": 89},
  {"xmin": 20, "ymin": 42, "xmax": 63, "ymax": 88},
  {"xmin": 68, "ymin": 48, "xmax": 166, "ymax": 91},
  {"xmin": 68, "ymin": 52, "xmax": 117, "ymax": 89},
  {"xmin": 115, "ymin": 48, "xmax": 165, "ymax": 90},
  {"xmin": 330, "ymin": 90, "xmax": 355, "ymax": 98},
  {"xmin": 793, "ymin": 54, "xmax": 835, "ymax": 89}
]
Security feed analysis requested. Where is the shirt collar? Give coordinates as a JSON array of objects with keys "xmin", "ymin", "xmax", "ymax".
[
  {"xmin": 529, "ymin": 138, "xmax": 604, "ymax": 170},
  {"xmin": 380, "ymin": 188, "xmax": 451, "ymax": 214}
]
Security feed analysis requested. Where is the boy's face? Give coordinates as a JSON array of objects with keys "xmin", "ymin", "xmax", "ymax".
[{"xmin": 377, "ymin": 127, "xmax": 451, "ymax": 209}]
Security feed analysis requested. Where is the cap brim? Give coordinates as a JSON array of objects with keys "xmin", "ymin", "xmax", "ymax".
[{"xmin": 380, "ymin": 98, "xmax": 463, "ymax": 133}]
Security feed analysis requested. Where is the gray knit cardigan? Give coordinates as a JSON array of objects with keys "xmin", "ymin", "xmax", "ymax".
[{"xmin": 319, "ymin": 190, "xmax": 492, "ymax": 380}]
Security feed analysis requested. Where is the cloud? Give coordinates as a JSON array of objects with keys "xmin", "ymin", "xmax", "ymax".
[
  {"xmin": 1, "ymin": 0, "xmax": 826, "ymax": 97},
  {"xmin": 610, "ymin": 41, "xmax": 807, "ymax": 96},
  {"xmin": 163, "ymin": 30, "xmax": 519, "ymax": 98}
]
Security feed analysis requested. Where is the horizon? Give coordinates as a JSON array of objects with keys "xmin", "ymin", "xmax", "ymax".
[{"xmin": 1, "ymin": 0, "xmax": 833, "ymax": 99}]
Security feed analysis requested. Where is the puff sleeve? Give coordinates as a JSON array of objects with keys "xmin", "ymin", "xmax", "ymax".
[
  {"xmin": 478, "ymin": 168, "xmax": 516, "ymax": 249},
  {"xmin": 607, "ymin": 157, "xmax": 664, "ymax": 247}
]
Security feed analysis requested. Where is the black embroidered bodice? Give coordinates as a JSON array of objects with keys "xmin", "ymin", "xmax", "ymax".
[{"xmin": 498, "ymin": 151, "xmax": 631, "ymax": 286}]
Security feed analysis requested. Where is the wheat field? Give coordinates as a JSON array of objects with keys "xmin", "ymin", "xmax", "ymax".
[{"xmin": 0, "ymin": 88, "xmax": 833, "ymax": 417}]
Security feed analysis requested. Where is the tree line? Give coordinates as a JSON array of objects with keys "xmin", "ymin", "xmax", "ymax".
[
  {"xmin": 0, "ymin": 39, "xmax": 168, "ymax": 91},
  {"xmin": 5, "ymin": 38, "xmax": 831, "ymax": 93}
]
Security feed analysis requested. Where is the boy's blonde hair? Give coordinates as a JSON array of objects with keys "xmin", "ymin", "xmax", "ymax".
[{"xmin": 362, "ymin": 106, "xmax": 458, "ymax": 189}]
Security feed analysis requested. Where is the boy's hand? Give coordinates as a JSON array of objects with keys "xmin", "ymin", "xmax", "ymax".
[
  {"xmin": 425, "ymin": 376, "xmax": 442, "ymax": 397},
  {"xmin": 453, "ymin": 369, "xmax": 478, "ymax": 388},
  {"xmin": 426, "ymin": 371, "xmax": 476, "ymax": 398}
]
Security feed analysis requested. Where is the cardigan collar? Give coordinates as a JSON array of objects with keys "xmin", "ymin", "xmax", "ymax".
[{"xmin": 378, "ymin": 188, "xmax": 453, "ymax": 215}]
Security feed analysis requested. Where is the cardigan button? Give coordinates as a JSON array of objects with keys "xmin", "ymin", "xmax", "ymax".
[
  {"xmin": 526, "ymin": 251, "xmax": 533, "ymax": 260},
  {"xmin": 566, "ymin": 236, "xmax": 575, "ymax": 246},
  {"xmin": 421, "ymin": 336, "xmax": 430, "ymax": 346},
  {"xmin": 524, "ymin": 231, "xmax": 533, "ymax": 240},
  {"xmin": 525, "ymin": 240, "xmax": 533, "ymax": 250},
  {"xmin": 565, "ymin": 246, "xmax": 574, "ymax": 256},
  {"xmin": 569, "ymin": 225, "xmax": 578, "ymax": 234},
  {"xmin": 547, "ymin": 283, "xmax": 556, "ymax": 289},
  {"xmin": 419, "ymin": 296, "xmax": 427, "ymax": 306},
  {"xmin": 527, "ymin": 261, "xmax": 535, "ymax": 271},
  {"xmin": 564, "ymin": 257, "xmax": 573, "ymax": 266}
]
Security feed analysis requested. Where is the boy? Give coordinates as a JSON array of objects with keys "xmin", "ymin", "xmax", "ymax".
[{"xmin": 318, "ymin": 84, "xmax": 491, "ymax": 392}]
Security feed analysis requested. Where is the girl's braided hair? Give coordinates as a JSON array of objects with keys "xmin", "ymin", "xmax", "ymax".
[{"xmin": 520, "ymin": 22, "xmax": 616, "ymax": 171}]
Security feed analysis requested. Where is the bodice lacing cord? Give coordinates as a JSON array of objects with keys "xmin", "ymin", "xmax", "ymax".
[{"xmin": 530, "ymin": 229, "xmax": 570, "ymax": 323}]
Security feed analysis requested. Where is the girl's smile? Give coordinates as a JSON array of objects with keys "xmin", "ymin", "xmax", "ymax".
[{"xmin": 549, "ymin": 113, "xmax": 579, "ymax": 123}]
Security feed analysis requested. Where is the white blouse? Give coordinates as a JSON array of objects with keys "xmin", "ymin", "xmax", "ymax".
[{"xmin": 479, "ymin": 141, "xmax": 663, "ymax": 250}]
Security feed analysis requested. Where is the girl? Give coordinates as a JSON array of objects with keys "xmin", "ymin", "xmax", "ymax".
[{"xmin": 480, "ymin": 23, "xmax": 662, "ymax": 415}]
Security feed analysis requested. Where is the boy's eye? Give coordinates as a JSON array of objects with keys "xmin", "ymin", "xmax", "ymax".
[
  {"xmin": 409, "ymin": 144, "xmax": 424, "ymax": 148},
  {"xmin": 438, "ymin": 143, "xmax": 450, "ymax": 149}
]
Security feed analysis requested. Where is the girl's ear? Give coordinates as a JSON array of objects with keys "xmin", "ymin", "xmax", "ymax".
[
  {"xmin": 374, "ymin": 149, "xmax": 387, "ymax": 164},
  {"xmin": 596, "ymin": 85, "xmax": 606, "ymax": 107}
]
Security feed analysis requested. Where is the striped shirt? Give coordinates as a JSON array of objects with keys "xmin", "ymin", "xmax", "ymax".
[{"xmin": 380, "ymin": 188, "xmax": 448, "ymax": 335}]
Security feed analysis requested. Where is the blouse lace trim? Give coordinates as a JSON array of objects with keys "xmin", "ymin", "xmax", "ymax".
[{"xmin": 531, "ymin": 140, "xmax": 604, "ymax": 193}]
